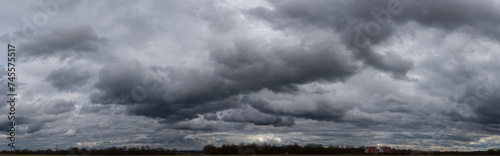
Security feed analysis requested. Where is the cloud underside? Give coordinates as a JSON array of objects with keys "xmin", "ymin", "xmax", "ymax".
[{"xmin": 89, "ymin": 0, "xmax": 500, "ymax": 128}]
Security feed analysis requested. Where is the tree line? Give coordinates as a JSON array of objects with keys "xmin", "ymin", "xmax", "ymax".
[
  {"xmin": 0, "ymin": 146, "xmax": 178, "ymax": 155},
  {"xmin": 204, "ymin": 143, "xmax": 369, "ymax": 154},
  {"xmin": 0, "ymin": 145, "xmax": 498, "ymax": 155},
  {"xmin": 204, "ymin": 143, "xmax": 500, "ymax": 155},
  {"xmin": 489, "ymin": 149, "xmax": 500, "ymax": 155}
]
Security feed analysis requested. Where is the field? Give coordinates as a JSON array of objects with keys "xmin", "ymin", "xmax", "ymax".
[
  {"xmin": 204, "ymin": 155, "xmax": 391, "ymax": 156},
  {"xmin": 205, "ymin": 155, "xmax": 389, "ymax": 156},
  {"xmin": 204, "ymin": 155, "xmax": 483, "ymax": 156},
  {"xmin": 205, "ymin": 155, "xmax": 485, "ymax": 156},
  {"xmin": 0, "ymin": 155, "xmax": 487, "ymax": 156}
]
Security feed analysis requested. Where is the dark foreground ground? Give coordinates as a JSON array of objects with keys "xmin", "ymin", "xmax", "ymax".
[{"xmin": 0, "ymin": 154, "xmax": 488, "ymax": 156}]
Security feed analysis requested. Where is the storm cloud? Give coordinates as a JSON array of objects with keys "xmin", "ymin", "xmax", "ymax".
[
  {"xmin": 1, "ymin": 0, "xmax": 500, "ymax": 151},
  {"xmin": 46, "ymin": 67, "xmax": 91, "ymax": 91},
  {"xmin": 19, "ymin": 25, "xmax": 107, "ymax": 60}
]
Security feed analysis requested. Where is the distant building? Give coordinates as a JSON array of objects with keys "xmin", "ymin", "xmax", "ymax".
[
  {"xmin": 380, "ymin": 147, "xmax": 392, "ymax": 153},
  {"xmin": 365, "ymin": 147, "xmax": 391, "ymax": 154},
  {"xmin": 365, "ymin": 147, "xmax": 379, "ymax": 154}
]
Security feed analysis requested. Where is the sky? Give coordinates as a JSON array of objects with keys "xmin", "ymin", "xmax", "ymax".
[{"xmin": 0, "ymin": 0, "xmax": 500, "ymax": 151}]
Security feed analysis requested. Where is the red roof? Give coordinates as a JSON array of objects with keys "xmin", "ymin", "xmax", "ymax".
[
  {"xmin": 380, "ymin": 147, "xmax": 392, "ymax": 153},
  {"xmin": 366, "ymin": 147, "xmax": 379, "ymax": 153}
]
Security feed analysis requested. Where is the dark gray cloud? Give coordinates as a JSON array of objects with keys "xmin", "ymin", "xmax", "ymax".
[
  {"xmin": 90, "ymin": 36, "xmax": 359, "ymax": 124},
  {"xmin": 193, "ymin": 1, "xmax": 239, "ymax": 33},
  {"xmin": 90, "ymin": 60, "xmax": 144, "ymax": 104},
  {"xmin": 19, "ymin": 25, "xmax": 107, "ymax": 60},
  {"xmin": 45, "ymin": 99, "xmax": 76, "ymax": 115},
  {"xmin": 245, "ymin": 0, "xmax": 500, "ymax": 80},
  {"xmin": 393, "ymin": 0, "xmax": 500, "ymax": 41},
  {"xmin": 209, "ymin": 38, "xmax": 358, "ymax": 92},
  {"xmin": 220, "ymin": 105, "xmax": 294, "ymax": 127},
  {"xmin": 83, "ymin": 0, "xmax": 500, "ymax": 143},
  {"xmin": 456, "ymin": 79, "xmax": 500, "ymax": 125},
  {"xmin": 78, "ymin": 103, "xmax": 114, "ymax": 114},
  {"xmin": 250, "ymin": 97, "xmax": 356, "ymax": 122},
  {"xmin": 246, "ymin": 0, "xmax": 414, "ymax": 79},
  {"xmin": 0, "ymin": 67, "xmax": 8, "ymax": 107},
  {"xmin": 171, "ymin": 118, "xmax": 246, "ymax": 130},
  {"xmin": 5, "ymin": 98, "xmax": 76, "ymax": 135},
  {"xmin": 128, "ymin": 97, "xmax": 243, "ymax": 123},
  {"xmin": 46, "ymin": 67, "xmax": 91, "ymax": 91}
]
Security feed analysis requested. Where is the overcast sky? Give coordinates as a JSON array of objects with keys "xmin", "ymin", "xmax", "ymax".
[{"xmin": 1, "ymin": 0, "xmax": 500, "ymax": 151}]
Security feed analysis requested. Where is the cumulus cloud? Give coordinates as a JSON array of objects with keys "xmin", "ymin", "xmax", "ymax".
[
  {"xmin": 90, "ymin": 37, "xmax": 359, "ymax": 123},
  {"xmin": 46, "ymin": 67, "xmax": 91, "ymax": 91},
  {"xmin": 19, "ymin": 25, "xmax": 107, "ymax": 60},
  {"xmin": 249, "ymin": 96, "xmax": 356, "ymax": 122},
  {"xmin": 246, "ymin": 0, "xmax": 414, "ymax": 79},
  {"xmin": 172, "ymin": 117, "xmax": 246, "ymax": 130},
  {"xmin": 220, "ymin": 105, "xmax": 295, "ymax": 127}
]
